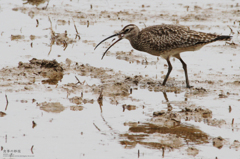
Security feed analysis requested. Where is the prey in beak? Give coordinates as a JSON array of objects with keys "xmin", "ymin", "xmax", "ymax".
[{"xmin": 94, "ymin": 31, "xmax": 125, "ymax": 60}]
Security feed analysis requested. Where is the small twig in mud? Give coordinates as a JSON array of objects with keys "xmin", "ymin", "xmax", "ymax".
[
  {"xmin": 36, "ymin": 19, "xmax": 39, "ymax": 27},
  {"xmin": 42, "ymin": 1, "xmax": 49, "ymax": 10},
  {"xmin": 87, "ymin": 20, "xmax": 89, "ymax": 28},
  {"xmin": 63, "ymin": 40, "xmax": 68, "ymax": 51},
  {"xmin": 122, "ymin": 105, "xmax": 126, "ymax": 112},
  {"xmin": 48, "ymin": 17, "xmax": 54, "ymax": 55},
  {"xmin": 229, "ymin": 105, "xmax": 232, "ymax": 113},
  {"xmin": 97, "ymin": 88, "xmax": 103, "ymax": 107},
  {"xmin": 162, "ymin": 146, "xmax": 165, "ymax": 157},
  {"xmin": 32, "ymin": 121, "xmax": 37, "ymax": 129},
  {"xmin": 31, "ymin": 145, "xmax": 34, "ymax": 154},
  {"xmin": 66, "ymin": 89, "xmax": 69, "ymax": 98},
  {"xmin": 33, "ymin": 77, "xmax": 35, "ymax": 83},
  {"xmin": 93, "ymin": 123, "xmax": 101, "ymax": 131},
  {"xmin": 130, "ymin": 88, "xmax": 132, "ymax": 94},
  {"xmin": 48, "ymin": 44, "xmax": 53, "ymax": 55},
  {"xmin": 228, "ymin": 25, "xmax": 235, "ymax": 35},
  {"xmin": 30, "ymin": 42, "xmax": 33, "ymax": 48},
  {"xmin": 5, "ymin": 95, "xmax": 8, "ymax": 111},
  {"xmin": 75, "ymin": 76, "xmax": 83, "ymax": 85},
  {"xmin": 90, "ymin": 4, "xmax": 92, "ymax": 9},
  {"xmin": 225, "ymin": 41, "xmax": 237, "ymax": 45},
  {"xmin": 72, "ymin": 18, "xmax": 81, "ymax": 40},
  {"xmin": 138, "ymin": 149, "xmax": 140, "ymax": 158},
  {"xmin": 232, "ymin": 118, "xmax": 234, "ymax": 125},
  {"xmin": 48, "ymin": 17, "xmax": 55, "ymax": 36}
]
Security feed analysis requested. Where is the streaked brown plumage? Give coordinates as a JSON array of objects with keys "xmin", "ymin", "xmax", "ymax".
[{"xmin": 95, "ymin": 24, "xmax": 232, "ymax": 88}]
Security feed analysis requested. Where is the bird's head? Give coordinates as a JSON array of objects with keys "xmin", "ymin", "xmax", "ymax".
[{"xmin": 94, "ymin": 24, "xmax": 139, "ymax": 60}]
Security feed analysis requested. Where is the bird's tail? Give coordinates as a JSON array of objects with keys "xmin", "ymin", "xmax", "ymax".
[{"xmin": 215, "ymin": 35, "xmax": 232, "ymax": 41}]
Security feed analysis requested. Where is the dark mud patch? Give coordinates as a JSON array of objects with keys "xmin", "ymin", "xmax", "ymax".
[
  {"xmin": 37, "ymin": 102, "xmax": 65, "ymax": 113},
  {"xmin": 153, "ymin": 105, "xmax": 226, "ymax": 128},
  {"xmin": 18, "ymin": 58, "xmax": 63, "ymax": 71},
  {"xmin": 70, "ymin": 105, "xmax": 84, "ymax": 111},
  {"xmin": 11, "ymin": 35, "xmax": 25, "ymax": 41},
  {"xmin": 120, "ymin": 123, "xmax": 209, "ymax": 149},
  {"xmin": 122, "ymin": 104, "xmax": 137, "ymax": 111},
  {"xmin": 69, "ymin": 96, "xmax": 94, "ymax": 105},
  {"xmin": 18, "ymin": 58, "xmax": 63, "ymax": 85},
  {"xmin": 23, "ymin": 0, "xmax": 47, "ymax": 6}
]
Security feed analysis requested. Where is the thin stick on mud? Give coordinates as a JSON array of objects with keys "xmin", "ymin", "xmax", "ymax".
[
  {"xmin": 87, "ymin": 20, "xmax": 89, "ymax": 28},
  {"xmin": 42, "ymin": 1, "xmax": 49, "ymax": 10},
  {"xmin": 5, "ymin": 95, "xmax": 8, "ymax": 111},
  {"xmin": 229, "ymin": 105, "xmax": 232, "ymax": 113},
  {"xmin": 63, "ymin": 40, "xmax": 68, "ymax": 51},
  {"xmin": 93, "ymin": 123, "xmax": 101, "ymax": 131},
  {"xmin": 225, "ymin": 41, "xmax": 237, "ymax": 45},
  {"xmin": 48, "ymin": 17, "xmax": 55, "ymax": 36},
  {"xmin": 162, "ymin": 146, "xmax": 165, "ymax": 157},
  {"xmin": 228, "ymin": 25, "xmax": 234, "ymax": 35},
  {"xmin": 48, "ymin": 17, "xmax": 54, "ymax": 55},
  {"xmin": 36, "ymin": 19, "xmax": 39, "ymax": 27},
  {"xmin": 32, "ymin": 121, "xmax": 37, "ymax": 129},
  {"xmin": 97, "ymin": 88, "xmax": 103, "ymax": 108},
  {"xmin": 72, "ymin": 18, "xmax": 81, "ymax": 39},
  {"xmin": 31, "ymin": 145, "xmax": 34, "ymax": 154},
  {"xmin": 48, "ymin": 45, "xmax": 53, "ymax": 55},
  {"xmin": 75, "ymin": 76, "xmax": 82, "ymax": 85}
]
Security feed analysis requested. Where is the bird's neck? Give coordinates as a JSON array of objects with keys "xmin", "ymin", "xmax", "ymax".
[{"xmin": 128, "ymin": 34, "xmax": 143, "ymax": 51}]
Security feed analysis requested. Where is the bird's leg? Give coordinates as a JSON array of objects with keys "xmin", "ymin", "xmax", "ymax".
[
  {"xmin": 162, "ymin": 58, "xmax": 172, "ymax": 86},
  {"xmin": 174, "ymin": 54, "xmax": 192, "ymax": 88}
]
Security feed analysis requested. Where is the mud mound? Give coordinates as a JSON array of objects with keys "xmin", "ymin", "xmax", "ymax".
[
  {"xmin": 18, "ymin": 58, "xmax": 63, "ymax": 72},
  {"xmin": 37, "ymin": 102, "xmax": 65, "ymax": 113}
]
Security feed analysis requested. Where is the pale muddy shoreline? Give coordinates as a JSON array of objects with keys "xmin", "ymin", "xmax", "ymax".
[{"xmin": 0, "ymin": 0, "xmax": 240, "ymax": 159}]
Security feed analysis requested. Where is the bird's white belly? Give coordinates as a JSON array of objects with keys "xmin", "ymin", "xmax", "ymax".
[{"xmin": 145, "ymin": 44, "xmax": 206, "ymax": 59}]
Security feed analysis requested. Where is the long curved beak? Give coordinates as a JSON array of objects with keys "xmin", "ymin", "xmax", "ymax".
[
  {"xmin": 94, "ymin": 32, "xmax": 123, "ymax": 60},
  {"xmin": 101, "ymin": 38, "xmax": 122, "ymax": 60}
]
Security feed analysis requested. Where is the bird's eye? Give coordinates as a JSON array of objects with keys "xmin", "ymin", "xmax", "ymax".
[{"xmin": 125, "ymin": 29, "xmax": 130, "ymax": 32}]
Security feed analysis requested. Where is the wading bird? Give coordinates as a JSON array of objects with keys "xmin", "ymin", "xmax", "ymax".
[{"xmin": 94, "ymin": 24, "xmax": 232, "ymax": 88}]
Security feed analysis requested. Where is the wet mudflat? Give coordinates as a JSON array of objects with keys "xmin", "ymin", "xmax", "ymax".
[{"xmin": 0, "ymin": 0, "xmax": 240, "ymax": 158}]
